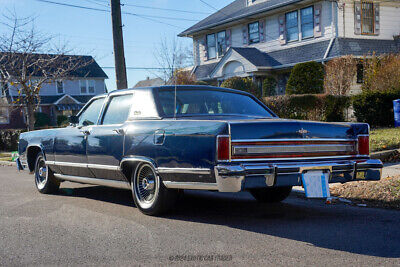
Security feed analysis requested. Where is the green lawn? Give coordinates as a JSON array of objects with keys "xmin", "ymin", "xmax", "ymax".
[{"xmin": 370, "ymin": 128, "xmax": 400, "ymax": 152}]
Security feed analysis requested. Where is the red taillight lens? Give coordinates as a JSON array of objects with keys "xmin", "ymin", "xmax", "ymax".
[
  {"xmin": 217, "ymin": 136, "xmax": 230, "ymax": 161},
  {"xmin": 358, "ymin": 135, "xmax": 370, "ymax": 155}
]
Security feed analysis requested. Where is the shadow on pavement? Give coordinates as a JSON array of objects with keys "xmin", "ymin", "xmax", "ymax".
[{"xmin": 58, "ymin": 185, "xmax": 400, "ymax": 258}]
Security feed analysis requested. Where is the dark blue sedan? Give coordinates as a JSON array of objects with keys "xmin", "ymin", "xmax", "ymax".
[{"xmin": 17, "ymin": 86, "xmax": 383, "ymax": 215}]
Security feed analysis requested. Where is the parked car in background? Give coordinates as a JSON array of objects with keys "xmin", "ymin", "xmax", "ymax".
[{"xmin": 16, "ymin": 86, "xmax": 383, "ymax": 215}]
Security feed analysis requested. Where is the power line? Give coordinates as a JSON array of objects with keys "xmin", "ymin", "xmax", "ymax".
[
  {"xmin": 88, "ymin": 0, "xmax": 210, "ymax": 15},
  {"xmin": 34, "ymin": 0, "xmax": 194, "ymax": 28},
  {"xmin": 102, "ymin": 66, "xmax": 170, "ymax": 70},
  {"xmin": 198, "ymin": 0, "xmax": 229, "ymax": 16},
  {"xmin": 122, "ymin": 2, "xmax": 210, "ymax": 15}
]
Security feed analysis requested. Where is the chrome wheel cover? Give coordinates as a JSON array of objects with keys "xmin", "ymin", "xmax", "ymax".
[
  {"xmin": 134, "ymin": 164, "xmax": 159, "ymax": 209},
  {"xmin": 35, "ymin": 158, "xmax": 48, "ymax": 190}
]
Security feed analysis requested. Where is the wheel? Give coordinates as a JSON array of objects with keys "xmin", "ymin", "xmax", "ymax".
[
  {"xmin": 250, "ymin": 186, "xmax": 292, "ymax": 203},
  {"xmin": 131, "ymin": 163, "xmax": 178, "ymax": 216},
  {"xmin": 34, "ymin": 153, "xmax": 60, "ymax": 194}
]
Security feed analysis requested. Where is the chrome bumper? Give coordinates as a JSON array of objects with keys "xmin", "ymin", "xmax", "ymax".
[{"xmin": 215, "ymin": 159, "xmax": 383, "ymax": 192}]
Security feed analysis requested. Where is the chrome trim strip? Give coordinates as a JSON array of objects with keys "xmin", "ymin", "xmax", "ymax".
[
  {"xmin": 231, "ymin": 138, "xmax": 357, "ymax": 142},
  {"xmin": 45, "ymin": 161, "xmax": 120, "ymax": 171},
  {"xmin": 54, "ymin": 174, "xmax": 131, "ymax": 190},
  {"xmin": 230, "ymin": 155, "xmax": 366, "ymax": 162},
  {"xmin": 232, "ymin": 144, "xmax": 356, "ymax": 155},
  {"xmin": 163, "ymin": 181, "xmax": 218, "ymax": 190},
  {"xmin": 158, "ymin": 167, "xmax": 212, "ymax": 175},
  {"xmin": 87, "ymin": 164, "xmax": 120, "ymax": 171}
]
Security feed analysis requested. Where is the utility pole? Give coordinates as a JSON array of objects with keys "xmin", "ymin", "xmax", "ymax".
[{"xmin": 110, "ymin": 0, "xmax": 128, "ymax": 89}]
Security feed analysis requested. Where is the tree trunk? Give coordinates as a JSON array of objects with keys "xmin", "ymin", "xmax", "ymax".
[{"xmin": 26, "ymin": 103, "xmax": 35, "ymax": 131}]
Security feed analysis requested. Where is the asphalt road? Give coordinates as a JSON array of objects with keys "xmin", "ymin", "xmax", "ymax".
[{"xmin": 1, "ymin": 165, "xmax": 400, "ymax": 266}]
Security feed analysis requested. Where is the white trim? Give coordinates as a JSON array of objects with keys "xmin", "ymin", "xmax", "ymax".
[{"xmin": 54, "ymin": 94, "xmax": 82, "ymax": 105}]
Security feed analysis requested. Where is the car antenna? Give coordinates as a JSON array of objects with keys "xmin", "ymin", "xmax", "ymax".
[{"xmin": 174, "ymin": 69, "xmax": 177, "ymax": 120}]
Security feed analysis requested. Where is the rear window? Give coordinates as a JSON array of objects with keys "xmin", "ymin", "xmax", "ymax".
[{"xmin": 157, "ymin": 89, "xmax": 273, "ymax": 118}]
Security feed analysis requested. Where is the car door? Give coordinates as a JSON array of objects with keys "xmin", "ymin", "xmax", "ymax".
[
  {"xmin": 86, "ymin": 93, "xmax": 134, "ymax": 181},
  {"xmin": 54, "ymin": 96, "xmax": 105, "ymax": 177}
]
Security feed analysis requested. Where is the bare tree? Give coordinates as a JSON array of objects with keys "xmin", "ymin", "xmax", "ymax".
[
  {"xmin": 0, "ymin": 12, "xmax": 92, "ymax": 130},
  {"xmin": 324, "ymin": 56, "xmax": 357, "ymax": 96},
  {"xmin": 153, "ymin": 37, "xmax": 193, "ymax": 84}
]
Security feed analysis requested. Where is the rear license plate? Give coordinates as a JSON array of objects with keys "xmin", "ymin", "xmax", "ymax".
[{"xmin": 301, "ymin": 171, "xmax": 330, "ymax": 198}]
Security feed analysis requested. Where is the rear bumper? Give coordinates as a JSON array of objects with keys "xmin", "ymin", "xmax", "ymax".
[{"xmin": 215, "ymin": 159, "xmax": 383, "ymax": 192}]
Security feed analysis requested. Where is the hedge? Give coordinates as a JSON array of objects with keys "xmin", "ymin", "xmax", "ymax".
[
  {"xmin": 353, "ymin": 90, "xmax": 400, "ymax": 127},
  {"xmin": 221, "ymin": 77, "xmax": 261, "ymax": 99},
  {"xmin": 286, "ymin": 61, "xmax": 324, "ymax": 95},
  {"xmin": 264, "ymin": 94, "xmax": 351, "ymax": 122},
  {"xmin": 0, "ymin": 129, "xmax": 24, "ymax": 151}
]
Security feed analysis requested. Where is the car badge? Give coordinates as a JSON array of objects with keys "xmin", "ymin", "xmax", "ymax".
[{"xmin": 297, "ymin": 128, "xmax": 310, "ymax": 138}]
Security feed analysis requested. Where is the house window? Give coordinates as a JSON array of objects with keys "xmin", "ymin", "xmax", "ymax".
[
  {"xmin": 286, "ymin": 11, "xmax": 299, "ymax": 42},
  {"xmin": 248, "ymin": 22, "xmax": 260, "ymax": 44},
  {"xmin": 80, "ymin": 80, "xmax": 87, "ymax": 94},
  {"xmin": 301, "ymin": 6, "xmax": 314, "ymax": 39},
  {"xmin": 56, "ymin": 81, "xmax": 64, "ymax": 94},
  {"xmin": 88, "ymin": 80, "xmax": 95, "ymax": 94},
  {"xmin": 361, "ymin": 1, "xmax": 374, "ymax": 34},
  {"xmin": 207, "ymin": 34, "xmax": 216, "ymax": 59},
  {"xmin": 217, "ymin": 31, "xmax": 227, "ymax": 56},
  {"xmin": 0, "ymin": 106, "xmax": 9, "ymax": 124}
]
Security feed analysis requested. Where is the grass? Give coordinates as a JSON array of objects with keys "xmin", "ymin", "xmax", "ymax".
[
  {"xmin": 330, "ymin": 176, "xmax": 400, "ymax": 210},
  {"xmin": 370, "ymin": 128, "xmax": 400, "ymax": 152}
]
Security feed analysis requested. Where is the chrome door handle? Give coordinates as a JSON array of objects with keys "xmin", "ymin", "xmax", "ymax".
[
  {"xmin": 113, "ymin": 128, "xmax": 125, "ymax": 135},
  {"xmin": 80, "ymin": 129, "xmax": 91, "ymax": 135}
]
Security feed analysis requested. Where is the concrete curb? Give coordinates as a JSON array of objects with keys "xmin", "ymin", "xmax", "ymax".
[
  {"xmin": 0, "ymin": 161, "xmax": 15, "ymax": 167},
  {"xmin": 371, "ymin": 149, "xmax": 400, "ymax": 162}
]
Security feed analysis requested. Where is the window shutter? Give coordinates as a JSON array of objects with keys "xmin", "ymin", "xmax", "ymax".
[
  {"xmin": 226, "ymin": 29, "xmax": 232, "ymax": 47},
  {"xmin": 314, "ymin": 4, "xmax": 322, "ymax": 37},
  {"xmin": 278, "ymin": 14, "xmax": 286, "ymax": 45},
  {"xmin": 374, "ymin": 3, "xmax": 380, "ymax": 35},
  {"xmin": 242, "ymin": 26, "xmax": 248, "ymax": 45},
  {"xmin": 259, "ymin": 20, "xmax": 266, "ymax": 42},
  {"xmin": 202, "ymin": 35, "xmax": 208, "ymax": 60},
  {"xmin": 354, "ymin": 1, "xmax": 362, "ymax": 35}
]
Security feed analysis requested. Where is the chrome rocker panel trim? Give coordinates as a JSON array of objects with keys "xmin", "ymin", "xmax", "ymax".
[
  {"xmin": 54, "ymin": 174, "xmax": 131, "ymax": 190},
  {"xmin": 163, "ymin": 181, "xmax": 218, "ymax": 190}
]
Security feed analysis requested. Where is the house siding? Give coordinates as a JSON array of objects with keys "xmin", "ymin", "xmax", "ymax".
[
  {"xmin": 338, "ymin": 1, "xmax": 400, "ymax": 40},
  {"xmin": 194, "ymin": 1, "xmax": 334, "ymax": 66},
  {"xmin": 7, "ymin": 79, "xmax": 106, "ymax": 98}
]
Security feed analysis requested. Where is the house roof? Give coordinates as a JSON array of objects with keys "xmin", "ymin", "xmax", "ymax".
[
  {"xmin": 193, "ymin": 62, "xmax": 219, "ymax": 80},
  {"xmin": 205, "ymin": 38, "xmax": 399, "ymax": 80},
  {"xmin": 327, "ymin": 38, "xmax": 400, "ymax": 58},
  {"xmin": 179, "ymin": 0, "xmax": 304, "ymax": 37},
  {"xmin": 0, "ymin": 53, "xmax": 108, "ymax": 79},
  {"xmin": 134, "ymin": 77, "xmax": 165, "ymax": 88},
  {"xmin": 40, "ymin": 95, "xmax": 93, "ymax": 105}
]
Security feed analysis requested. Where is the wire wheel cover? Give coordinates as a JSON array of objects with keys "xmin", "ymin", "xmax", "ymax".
[
  {"xmin": 135, "ymin": 165, "xmax": 157, "ymax": 204},
  {"xmin": 35, "ymin": 158, "xmax": 47, "ymax": 190}
]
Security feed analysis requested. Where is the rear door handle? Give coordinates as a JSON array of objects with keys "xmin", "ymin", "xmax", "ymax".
[
  {"xmin": 113, "ymin": 128, "xmax": 125, "ymax": 135},
  {"xmin": 80, "ymin": 129, "xmax": 91, "ymax": 135}
]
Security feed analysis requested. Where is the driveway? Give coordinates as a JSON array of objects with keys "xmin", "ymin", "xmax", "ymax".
[{"xmin": 0, "ymin": 165, "xmax": 399, "ymax": 266}]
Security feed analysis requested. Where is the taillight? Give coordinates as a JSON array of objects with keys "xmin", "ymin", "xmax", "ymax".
[
  {"xmin": 358, "ymin": 135, "xmax": 370, "ymax": 156},
  {"xmin": 217, "ymin": 136, "xmax": 230, "ymax": 161}
]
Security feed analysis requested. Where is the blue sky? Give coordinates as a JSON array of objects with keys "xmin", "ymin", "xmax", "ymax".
[{"xmin": 0, "ymin": 0, "xmax": 232, "ymax": 91}]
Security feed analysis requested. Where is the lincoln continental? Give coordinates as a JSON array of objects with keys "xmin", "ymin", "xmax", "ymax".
[{"xmin": 17, "ymin": 86, "xmax": 383, "ymax": 215}]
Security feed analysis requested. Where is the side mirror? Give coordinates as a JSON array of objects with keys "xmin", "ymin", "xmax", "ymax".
[{"xmin": 68, "ymin": 115, "xmax": 79, "ymax": 124}]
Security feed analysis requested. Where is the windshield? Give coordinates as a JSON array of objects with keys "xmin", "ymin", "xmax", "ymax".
[{"xmin": 157, "ymin": 89, "xmax": 274, "ymax": 118}]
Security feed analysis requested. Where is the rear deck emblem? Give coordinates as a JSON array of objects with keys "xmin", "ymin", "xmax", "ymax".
[{"xmin": 297, "ymin": 128, "xmax": 310, "ymax": 137}]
